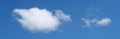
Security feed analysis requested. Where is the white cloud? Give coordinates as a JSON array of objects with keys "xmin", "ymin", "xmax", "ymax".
[
  {"xmin": 82, "ymin": 18, "xmax": 111, "ymax": 27},
  {"xmin": 82, "ymin": 7, "xmax": 112, "ymax": 27},
  {"xmin": 13, "ymin": 7, "xmax": 71, "ymax": 32},
  {"xmin": 55, "ymin": 10, "xmax": 71, "ymax": 22},
  {"xmin": 97, "ymin": 18, "xmax": 111, "ymax": 26}
]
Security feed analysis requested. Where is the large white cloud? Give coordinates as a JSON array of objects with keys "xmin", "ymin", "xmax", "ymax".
[
  {"xmin": 13, "ymin": 7, "xmax": 71, "ymax": 32},
  {"xmin": 82, "ymin": 18, "xmax": 111, "ymax": 27}
]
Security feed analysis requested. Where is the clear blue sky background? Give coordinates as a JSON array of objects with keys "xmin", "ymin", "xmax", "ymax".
[{"xmin": 0, "ymin": 0, "xmax": 120, "ymax": 39}]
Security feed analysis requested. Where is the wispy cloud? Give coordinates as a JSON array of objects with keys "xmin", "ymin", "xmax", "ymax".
[
  {"xmin": 82, "ymin": 7, "xmax": 112, "ymax": 27},
  {"xmin": 13, "ymin": 7, "xmax": 71, "ymax": 32},
  {"xmin": 82, "ymin": 18, "xmax": 111, "ymax": 27},
  {"xmin": 55, "ymin": 10, "xmax": 71, "ymax": 22},
  {"xmin": 96, "ymin": 18, "xmax": 111, "ymax": 26}
]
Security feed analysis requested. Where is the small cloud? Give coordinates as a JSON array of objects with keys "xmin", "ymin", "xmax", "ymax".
[
  {"xmin": 13, "ymin": 7, "xmax": 71, "ymax": 32},
  {"xmin": 96, "ymin": 18, "xmax": 111, "ymax": 26},
  {"xmin": 82, "ymin": 18, "xmax": 111, "ymax": 27},
  {"xmin": 82, "ymin": 7, "xmax": 112, "ymax": 28},
  {"xmin": 55, "ymin": 10, "xmax": 71, "ymax": 22}
]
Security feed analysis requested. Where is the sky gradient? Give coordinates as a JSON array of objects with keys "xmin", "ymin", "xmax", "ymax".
[{"xmin": 0, "ymin": 0, "xmax": 120, "ymax": 39}]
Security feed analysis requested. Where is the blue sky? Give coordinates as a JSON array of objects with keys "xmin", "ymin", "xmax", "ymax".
[{"xmin": 0, "ymin": 0, "xmax": 120, "ymax": 39}]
